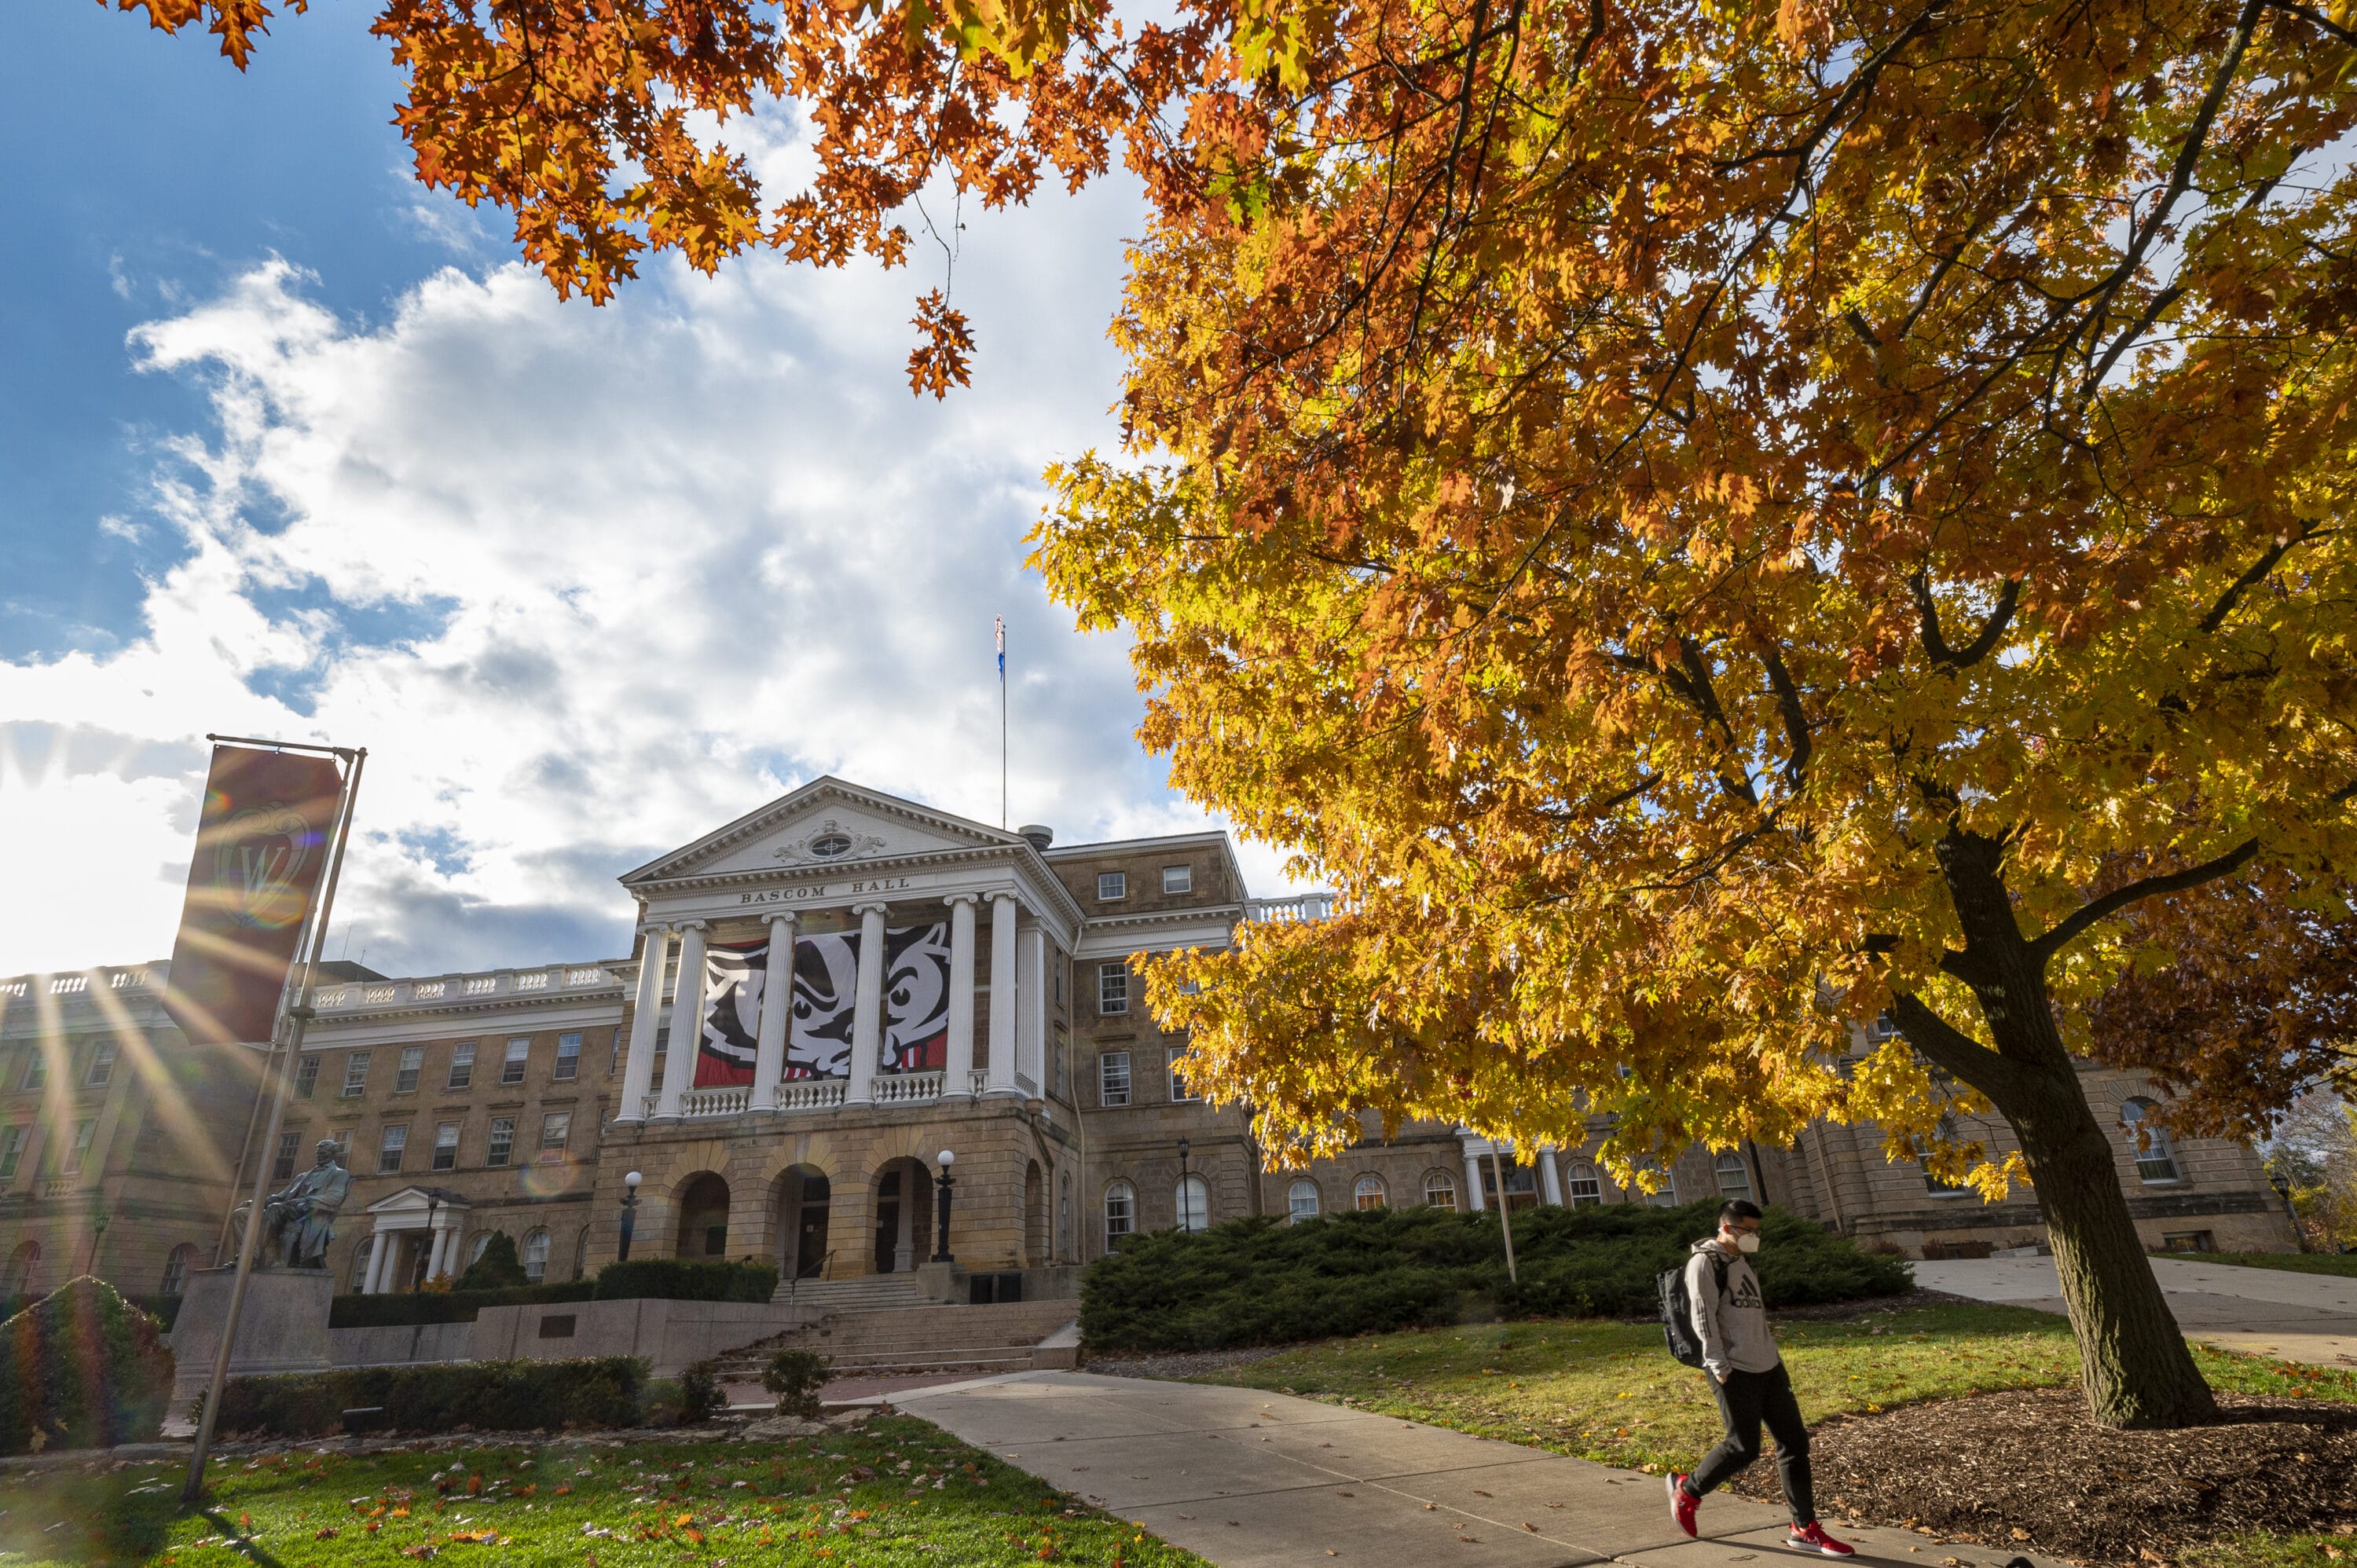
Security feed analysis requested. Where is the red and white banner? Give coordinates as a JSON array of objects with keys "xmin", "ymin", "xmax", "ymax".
[
  {"xmin": 691, "ymin": 924, "xmax": 952, "ymax": 1085},
  {"xmin": 159, "ymin": 746, "xmax": 346, "ymax": 1048}
]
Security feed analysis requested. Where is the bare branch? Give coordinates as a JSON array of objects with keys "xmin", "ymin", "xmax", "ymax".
[
  {"xmin": 2027, "ymin": 838, "xmax": 2262, "ymax": 962},
  {"xmin": 1908, "ymin": 571, "xmax": 2022, "ymax": 669}
]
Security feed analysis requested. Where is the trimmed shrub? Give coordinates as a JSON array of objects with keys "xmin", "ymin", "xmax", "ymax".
[
  {"xmin": 125, "ymin": 1294, "xmax": 185, "ymax": 1333},
  {"xmin": 593, "ymin": 1258, "xmax": 778, "ymax": 1303},
  {"xmin": 328, "ymin": 1281, "xmax": 594, "ymax": 1329},
  {"xmin": 453, "ymin": 1233, "xmax": 529, "ymax": 1291},
  {"xmin": 206, "ymin": 1356, "xmax": 647, "ymax": 1438},
  {"xmin": 680, "ymin": 1359, "xmax": 724, "ymax": 1423},
  {"xmin": 0, "ymin": 1277, "xmax": 175, "ymax": 1455},
  {"xmin": 1081, "ymin": 1201, "xmax": 1911, "ymax": 1352},
  {"xmin": 762, "ymin": 1348, "xmax": 833, "ymax": 1417}
]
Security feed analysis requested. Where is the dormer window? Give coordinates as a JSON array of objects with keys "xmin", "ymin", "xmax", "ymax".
[{"xmin": 1098, "ymin": 872, "xmax": 1127, "ymax": 900}]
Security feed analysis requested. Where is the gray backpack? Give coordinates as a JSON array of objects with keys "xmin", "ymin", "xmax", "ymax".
[{"xmin": 1657, "ymin": 1254, "xmax": 1729, "ymax": 1368}]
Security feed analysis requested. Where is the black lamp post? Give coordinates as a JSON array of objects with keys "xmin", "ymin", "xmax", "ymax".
[
  {"xmin": 2269, "ymin": 1168, "xmax": 2308, "ymax": 1252},
  {"xmin": 932, "ymin": 1150, "xmax": 957, "ymax": 1262},
  {"xmin": 618, "ymin": 1170, "xmax": 643, "ymax": 1262},
  {"xmin": 84, "ymin": 1211, "xmax": 110, "ymax": 1277},
  {"xmin": 1177, "ymin": 1138, "xmax": 1193, "ymax": 1231}
]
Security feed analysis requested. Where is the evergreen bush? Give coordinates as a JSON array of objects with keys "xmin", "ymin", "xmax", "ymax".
[
  {"xmin": 593, "ymin": 1258, "xmax": 778, "ymax": 1303},
  {"xmin": 0, "ymin": 1277, "xmax": 175, "ymax": 1456},
  {"xmin": 203, "ymin": 1357, "xmax": 647, "ymax": 1438},
  {"xmin": 761, "ymin": 1348, "xmax": 834, "ymax": 1416},
  {"xmin": 453, "ymin": 1233, "xmax": 529, "ymax": 1291},
  {"xmin": 1080, "ymin": 1201, "xmax": 1910, "ymax": 1351},
  {"xmin": 679, "ymin": 1358, "xmax": 724, "ymax": 1423}
]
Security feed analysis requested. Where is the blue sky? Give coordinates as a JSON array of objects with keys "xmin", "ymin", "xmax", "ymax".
[{"xmin": 0, "ymin": 4, "xmax": 1287, "ymax": 978}]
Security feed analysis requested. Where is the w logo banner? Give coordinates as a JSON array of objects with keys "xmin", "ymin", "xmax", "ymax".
[
  {"xmin": 161, "ymin": 746, "xmax": 346, "ymax": 1047},
  {"xmin": 694, "ymin": 942, "xmax": 766, "ymax": 1086}
]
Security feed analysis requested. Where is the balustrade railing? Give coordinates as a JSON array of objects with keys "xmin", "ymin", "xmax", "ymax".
[
  {"xmin": 775, "ymin": 1079, "xmax": 848, "ymax": 1112},
  {"xmin": 969, "ymin": 1068, "xmax": 990, "ymax": 1097},
  {"xmin": 679, "ymin": 1084, "xmax": 751, "ymax": 1118},
  {"xmin": 308, "ymin": 964, "xmax": 620, "ymax": 1012},
  {"xmin": 1243, "ymin": 892, "xmax": 1336, "ymax": 922},
  {"xmin": 872, "ymin": 1071, "xmax": 944, "ymax": 1105}
]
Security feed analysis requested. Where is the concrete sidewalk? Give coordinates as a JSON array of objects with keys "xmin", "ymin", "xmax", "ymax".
[
  {"xmin": 1915, "ymin": 1256, "xmax": 2357, "ymax": 1368},
  {"xmin": 899, "ymin": 1370, "xmax": 2061, "ymax": 1568}
]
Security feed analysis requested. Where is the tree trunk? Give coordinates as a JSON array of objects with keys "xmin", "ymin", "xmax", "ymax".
[
  {"xmin": 1904, "ymin": 830, "xmax": 2219, "ymax": 1430},
  {"xmin": 1984, "ymin": 1043, "xmax": 2218, "ymax": 1427}
]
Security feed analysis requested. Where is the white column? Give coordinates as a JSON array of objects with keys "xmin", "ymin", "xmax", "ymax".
[
  {"xmin": 944, "ymin": 894, "xmax": 977, "ymax": 1098},
  {"xmin": 1463, "ymin": 1149, "xmax": 1488, "ymax": 1213},
  {"xmin": 617, "ymin": 925, "xmax": 672, "ymax": 1123},
  {"xmin": 655, "ymin": 921, "xmax": 708, "ymax": 1119},
  {"xmin": 985, "ymin": 894, "xmax": 1019, "ymax": 1096},
  {"xmin": 425, "ymin": 1223, "xmax": 451, "ymax": 1281},
  {"xmin": 363, "ymin": 1229, "xmax": 393, "ymax": 1294},
  {"xmin": 1016, "ymin": 921, "xmax": 1046, "ymax": 1096},
  {"xmin": 846, "ymin": 903, "xmax": 889, "ymax": 1105},
  {"xmin": 752, "ymin": 912, "xmax": 796, "ymax": 1112},
  {"xmin": 1538, "ymin": 1145, "xmax": 1564, "ymax": 1207}
]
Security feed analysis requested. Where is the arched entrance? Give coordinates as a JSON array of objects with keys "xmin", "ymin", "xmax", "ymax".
[
  {"xmin": 675, "ymin": 1172, "xmax": 731, "ymax": 1258},
  {"xmin": 774, "ymin": 1165, "xmax": 831, "ymax": 1279},
  {"xmin": 1024, "ymin": 1160, "xmax": 1045, "ymax": 1268},
  {"xmin": 871, "ymin": 1158, "xmax": 935, "ymax": 1274}
]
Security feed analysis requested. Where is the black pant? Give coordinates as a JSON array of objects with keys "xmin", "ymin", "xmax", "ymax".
[{"xmin": 1684, "ymin": 1362, "xmax": 1814, "ymax": 1525}]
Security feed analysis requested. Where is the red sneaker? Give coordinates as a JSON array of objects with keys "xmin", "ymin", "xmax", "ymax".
[
  {"xmin": 1787, "ymin": 1522, "xmax": 1854, "ymax": 1556},
  {"xmin": 1666, "ymin": 1473, "xmax": 1699, "ymax": 1538}
]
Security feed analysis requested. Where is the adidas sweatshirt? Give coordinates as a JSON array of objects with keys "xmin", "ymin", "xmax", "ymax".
[{"xmin": 1685, "ymin": 1238, "xmax": 1781, "ymax": 1379}]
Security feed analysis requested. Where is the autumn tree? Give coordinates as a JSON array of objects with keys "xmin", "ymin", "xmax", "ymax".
[
  {"xmin": 1033, "ymin": 0, "xmax": 2357, "ymax": 1431},
  {"xmin": 113, "ymin": 0, "xmax": 2357, "ymax": 1428}
]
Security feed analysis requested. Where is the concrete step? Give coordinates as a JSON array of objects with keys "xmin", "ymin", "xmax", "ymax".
[{"xmin": 720, "ymin": 1343, "xmax": 1047, "ymax": 1375}]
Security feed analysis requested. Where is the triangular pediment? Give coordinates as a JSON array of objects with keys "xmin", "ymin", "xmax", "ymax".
[
  {"xmin": 365, "ymin": 1185, "xmax": 472, "ymax": 1214},
  {"xmin": 620, "ymin": 777, "xmax": 1023, "ymax": 887}
]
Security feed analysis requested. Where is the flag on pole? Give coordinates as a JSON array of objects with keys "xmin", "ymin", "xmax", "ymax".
[
  {"xmin": 995, "ymin": 615, "xmax": 1006, "ymax": 677},
  {"xmin": 159, "ymin": 746, "xmax": 347, "ymax": 1048}
]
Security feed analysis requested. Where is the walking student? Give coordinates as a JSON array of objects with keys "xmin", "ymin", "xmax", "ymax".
[{"xmin": 1666, "ymin": 1199, "xmax": 1853, "ymax": 1556}]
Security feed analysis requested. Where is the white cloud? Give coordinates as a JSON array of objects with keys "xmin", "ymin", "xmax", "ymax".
[{"xmin": 0, "ymin": 182, "xmax": 1307, "ymax": 980}]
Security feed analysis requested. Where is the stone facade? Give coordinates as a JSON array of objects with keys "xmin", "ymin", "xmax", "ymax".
[{"xmin": 0, "ymin": 775, "xmax": 2298, "ymax": 1310}]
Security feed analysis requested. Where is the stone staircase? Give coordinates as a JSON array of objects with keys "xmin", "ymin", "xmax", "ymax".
[
  {"xmin": 769, "ymin": 1274, "xmax": 929, "ymax": 1313},
  {"xmin": 719, "ymin": 1297, "xmax": 1080, "ymax": 1383}
]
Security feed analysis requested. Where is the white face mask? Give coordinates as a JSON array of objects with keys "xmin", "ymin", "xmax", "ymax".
[{"xmin": 1734, "ymin": 1233, "xmax": 1761, "ymax": 1255}]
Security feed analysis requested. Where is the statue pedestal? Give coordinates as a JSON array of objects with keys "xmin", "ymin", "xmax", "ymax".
[{"xmin": 170, "ymin": 1266, "xmax": 336, "ymax": 1412}]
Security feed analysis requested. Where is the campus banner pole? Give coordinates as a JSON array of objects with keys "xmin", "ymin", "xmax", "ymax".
[
  {"xmin": 183, "ymin": 746, "xmax": 367, "ymax": 1504},
  {"xmin": 1488, "ymin": 1146, "xmax": 1519, "ymax": 1284}
]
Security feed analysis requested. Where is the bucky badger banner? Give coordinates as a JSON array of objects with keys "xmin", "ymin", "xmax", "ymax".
[
  {"xmin": 694, "ymin": 941, "xmax": 767, "ymax": 1087},
  {"xmin": 698, "ymin": 923, "xmax": 955, "ymax": 1084}
]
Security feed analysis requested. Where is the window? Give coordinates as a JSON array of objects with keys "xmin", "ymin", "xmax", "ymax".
[
  {"xmin": 395, "ymin": 1046, "xmax": 424, "ymax": 1094},
  {"xmin": 522, "ymin": 1229, "xmax": 551, "ymax": 1284},
  {"xmin": 350, "ymin": 1236, "xmax": 375, "ymax": 1291},
  {"xmin": 539, "ymin": 1112, "xmax": 571, "ymax": 1160},
  {"xmin": 2121, "ymin": 1099, "xmax": 2182, "ymax": 1182},
  {"xmin": 1168, "ymin": 1047, "xmax": 1200, "ymax": 1101},
  {"xmin": 1567, "ymin": 1163, "xmax": 1603, "ymax": 1206},
  {"xmin": 378, "ymin": 1124, "xmax": 408, "ymax": 1174},
  {"xmin": 1483, "ymin": 1159, "xmax": 1540, "ymax": 1211},
  {"xmin": 1098, "ymin": 962, "xmax": 1129, "ymax": 1015},
  {"xmin": 446, "ymin": 1042, "xmax": 475, "ymax": 1090},
  {"xmin": 1354, "ymin": 1174, "xmax": 1387, "ymax": 1211},
  {"xmin": 1098, "ymin": 1051, "xmax": 1132, "ymax": 1107},
  {"xmin": 1162, "ymin": 864, "xmax": 1192, "ymax": 895},
  {"xmin": 554, "ymin": 1032, "xmax": 581, "ymax": 1081},
  {"xmin": 1920, "ymin": 1157, "xmax": 1970, "ymax": 1196},
  {"xmin": 1054, "ymin": 1035, "xmax": 1069, "ymax": 1100},
  {"xmin": 5, "ymin": 1240, "xmax": 38, "ymax": 1295},
  {"xmin": 342, "ymin": 1051, "xmax": 371, "ymax": 1097},
  {"xmin": 328, "ymin": 1127, "xmax": 354, "ymax": 1163},
  {"xmin": 0, "ymin": 1124, "xmax": 26, "ymax": 1180},
  {"xmin": 159, "ymin": 1244, "xmax": 196, "ymax": 1297},
  {"xmin": 467, "ymin": 1233, "xmax": 493, "ymax": 1267},
  {"xmin": 1175, "ymin": 1174, "xmax": 1210, "ymax": 1233},
  {"xmin": 501, "ymin": 1038, "xmax": 531, "ymax": 1085},
  {"xmin": 1640, "ymin": 1163, "xmax": 1678, "ymax": 1207},
  {"xmin": 1423, "ymin": 1171, "xmax": 1458, "ymax": 1210},
  {"xmin": 431, "ymin": 1122, "xmax": 460, "ymax": 1172},
  {"xmin": 294, "ymin": 1053, "xmax": 320, "ymax": 1099},
  {"xmin": 486, "ymin": 1117, "xmax": 515, "ymax": 1167},
  {"xmin": 273, "ymin": 1130, "xmax": 300, "ymax": 1181},
  {"xmin": 1287, "ymin": 1178, "xmax": 1321, "ymax": 1223},
  {"xmin": 60, "ymin": 1119, "xmax": 96, "ymax": 1174},
  {"xmin": 2161, "ymin": 1230, "xmax": 2216, "ymax": 1253},
  {"xmin": 86, "ymin": 1040, "xmax": 118, "ymax": 1087},
  {"xmin": 1716, "ymin": 1151, "xmax": 1754, "ymax": 1202},
  {"xmin": 1104, "ymin": 1180, "xmax": 1136, "ymax": 1247},
  {"xmin": 1098, "ymin": 871, "xmax": 1127, "ymax": 901},
  {"xmin": 20, "ymin": 1050, "xmax": 46, "ymax": 1090}
]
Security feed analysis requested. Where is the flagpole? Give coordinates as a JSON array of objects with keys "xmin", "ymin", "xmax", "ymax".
[
  {"xmin": 183, "ymin": 745, "xmax": 367, "ymax": 1505},
  {"xmin": 996, "ymin": 617, "xmax": 1008, "ymax": 830}
]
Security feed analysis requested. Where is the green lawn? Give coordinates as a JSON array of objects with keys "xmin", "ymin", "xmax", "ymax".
[
  {"xmin": 0, "ymin": 1416, "xmax": 1207, "ymax": 1567},
  {"xmin": 2172, "ymin": 1251, "xmax": 2357, "ymax": 1279},
  {"xmin": 1186, "ymin": 1301, "xmax": 2357, "ymax": 1475}
]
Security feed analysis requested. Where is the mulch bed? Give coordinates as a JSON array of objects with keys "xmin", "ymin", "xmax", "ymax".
[{"xmin": 1729, "ymin": 1387, "xmax": 2357, "ymax": 1564}]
